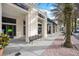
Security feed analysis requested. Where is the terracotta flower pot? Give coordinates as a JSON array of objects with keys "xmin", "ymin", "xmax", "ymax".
[{"xmin": 0, "ymin": 48, "xmax": 4, "ymax": 56}]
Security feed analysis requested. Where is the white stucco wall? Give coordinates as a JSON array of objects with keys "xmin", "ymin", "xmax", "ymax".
[
  {"xmin": 28, "ymin": 8, "xmax": 38, "ymax": 37},
  {"xmin": 2, "ymin": 3, "xmax": 48, "ymax": 41},
  {"xmin": 42, "ymin": 19, "xmax": 47, "ymax": 38},
  {"xmin": 38, "ymin": 11, "xmax": 47, "ymax": 38},
  {"xmin": 16, "ymin": 15, "xmax": 24, "ymax": 38},
  {"xmin": 2, "ymin": 4, "xmax": 25, "ymax": 38},
  {"xmin": 2, "ymin": 13, "xmax": 24, "ymax": 38}
]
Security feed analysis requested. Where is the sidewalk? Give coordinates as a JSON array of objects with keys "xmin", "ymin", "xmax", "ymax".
[
  {"xmin": 3, "ymin": 32, "xmax": 61, "ymax": 56},
  {"xmin": 42, "ymin": 34, "xmax": 79, "ymax": 56}
]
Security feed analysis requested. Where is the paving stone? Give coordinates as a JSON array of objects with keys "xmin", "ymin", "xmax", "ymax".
[
  {"xmin": 42, "ymin": 35, "xmax": 79, "ymax": 56},
  {"xmin": 3, "ymin": 32, "xmax": 62, "ymax": 56}
]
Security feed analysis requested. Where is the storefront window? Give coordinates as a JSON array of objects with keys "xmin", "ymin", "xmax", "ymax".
[
  {"xmin": 2, "ymin": 24, "xmax": 16, "ymax": 36},
  {"xmin": 38, "ymin": 24, "xmax": 42, "ymax": 34},
  {"xmin": 23, "ymin": 20, "xmax": 26, "ymax": 35},
  {"xmin": 2, "ymin": 17, "xmax": 16, "ymax": 24},
  {"xmin": 47, "ymin": 24, "xmax": 51, "ymax": 34},
  {"xmin": 2, "ymin": 17, "xmax": 16, "ymax": 36}
]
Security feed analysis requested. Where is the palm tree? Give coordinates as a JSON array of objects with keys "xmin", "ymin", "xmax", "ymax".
[
  {"xmin": 51, "ymin": 3, "xmax": 76, "ymax": 48},
  {"xmin": 51, "ymin": 4, "xmax": 64, "ymax": 24},
  {"xmin": 37, "ymin": 3, "xmax": 78, "ymax": 48},
  {"xmin": 63, "ymin": 4, "xmax": 73, "ymax": 48},
  {"xmin": 69, "ymin": 4, "xmax": 78, "ymax": 34},
  {"xmin": 51, "ymin": 4, "xmax": 65, "ymax": 32}
]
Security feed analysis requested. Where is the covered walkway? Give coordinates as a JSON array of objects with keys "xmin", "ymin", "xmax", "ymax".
[{"xmin": 3, "ymin": 32, "xmax": 61, "ymax": 56}]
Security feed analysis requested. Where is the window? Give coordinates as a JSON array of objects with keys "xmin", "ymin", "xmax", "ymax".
[
  {"xmin": 23, "ymin": 26, "xmax": 26, "ymax": 35},
  {"xmin": 47, "ymin": 24, "xmax": 51, "ymax": 34},
  {"xmin": 23, "ymin": 20, "xmax": 25, "ymax": 25},
  {"xmin": 2, "ymin": 24, "xmax": 16, "ymax": 36},
  {"xmin": 38, "ymin": 24, "xmax": 42, "ymax": 34},
  {"xmin": 2, "ymin": 17, "xmax": 16, "ymax": 36},
  {"xmin": 23, "ymin": 20, "xmax": 26, "ymax": 35},
  {"xmin": 13, "ymin": 25, "xmax": 16, "ymax": 36},
  {"xmin": 2, "ymin": 24, "xmax": 6, "ymax": 34},
  {"xmin": 2, "ymin": 17, "xmax": 16, "ymax": 24}
]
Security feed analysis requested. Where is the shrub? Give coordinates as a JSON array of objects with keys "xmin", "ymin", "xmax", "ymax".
[{"xmin": 0, "ymin": 33, "xmax": 11, "ymax": 48}]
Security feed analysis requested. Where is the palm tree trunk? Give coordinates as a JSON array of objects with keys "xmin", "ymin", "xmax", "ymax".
[
  {"xmin": 71, "ymin": 19, "xmax": 74, "ymax": 33},
  {"xmin": 63, "ymin": 4, "xmax": 73, "ymax": 48},
  {"xmin": 74, "ymin": 17, "xmax": 77, "ymax": 32}
]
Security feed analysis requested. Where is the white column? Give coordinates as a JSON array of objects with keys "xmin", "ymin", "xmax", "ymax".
[
  {"xmin": 0, "ymin": 4, "xmax": 2, "ymax": 33},
  {"xmin": 16, "ymin": 16, "xmax": 23, "ymax": 38},
  {"xmin": 25, "ymin": 13, "xmax": 30, "ymax": 43},
  {"xmin": 25, "ymin": 8, "xmax": 32, "ymax": 43},
  {"xmin": 30, "ymin": 10, "xmax": 38, "ymax": 37},
  {"xmin": 42, "ymin": 19, "xmax": 47, "ymax": 38},
  {"xmin": 51, "ymin": 23, "xmax": 53, "ymax": 34}
]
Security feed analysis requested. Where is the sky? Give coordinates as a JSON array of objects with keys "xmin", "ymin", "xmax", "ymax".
[{"xmin": 36, "ymin": 3, "xmax": 55, "ymax": 19}]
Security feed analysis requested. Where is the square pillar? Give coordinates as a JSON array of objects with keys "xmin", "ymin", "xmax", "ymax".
[
  {"xmin": 16, "ymin": 16, "xmax": 23, "ymax": 38},
  {"xmin": 25, "ymin": 14, "xmax": 30, "ymax": 43},
  {"xmin": 25, "ymin": 8, "xmax": 32, "ymax": 43},
  {"xmin": 42, "ymin": 19, "xmax": 47, "ymax": 38},
  {"xmin": 25, "ymin": 8, "xmax": 38, "ymax": 43},
  {"xmin": 51, "ymin": 23, "xmax": 53, "ymax": 34},
  {"xmin": 0, "ymin": 4, "xmax": 2, "ymax": 33}
]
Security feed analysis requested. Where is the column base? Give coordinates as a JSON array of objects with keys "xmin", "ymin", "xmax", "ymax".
[{"xmin": 25, "ymin": 38, "xmax": 30, "ymax": 43}]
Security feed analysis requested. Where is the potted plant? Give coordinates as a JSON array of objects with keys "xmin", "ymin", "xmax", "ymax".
[{"xmin": 0, "ymin": 33, "xmax": 11, "ymax": 56}]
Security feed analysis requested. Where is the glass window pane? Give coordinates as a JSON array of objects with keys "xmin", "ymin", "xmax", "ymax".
[
  {"xmin": 2, "ymin": 24, "xmax": 6, "ymax": 34},
  {"xmin": 2, "ymin": 17, "xmax": 16, "ymax": 24},
  {"xmin": 13, "ymin": 25, "xmax": 16, "ymax": 36}
]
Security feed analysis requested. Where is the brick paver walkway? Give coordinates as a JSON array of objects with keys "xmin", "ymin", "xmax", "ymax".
[{"xmin": 42, "ymin": 34, "xmax": 79, "ymax": 56}]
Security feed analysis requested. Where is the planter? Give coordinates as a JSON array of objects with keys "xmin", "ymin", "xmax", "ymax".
[{"xmin": 0, "ymin": 48, "xmax": 4, "ymax": 56}]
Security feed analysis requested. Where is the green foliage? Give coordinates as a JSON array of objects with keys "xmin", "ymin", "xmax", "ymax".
[
  {"xmin": 0, "ymin": 33, "xmax": 11, "ymax": 48},
  {"xmin": 63, "ymin": 4, "xmax": 73, "ymax": 15}
]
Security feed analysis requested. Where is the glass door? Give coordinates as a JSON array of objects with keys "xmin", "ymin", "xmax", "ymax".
[{"xmin": 6, "ymin": 25, "xmax": 13, "ymax": 36}]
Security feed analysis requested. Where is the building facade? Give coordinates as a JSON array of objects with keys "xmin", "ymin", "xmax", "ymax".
[
  {"xmin": 47, "ymin": 18, "xmax": 57, "ymax": 34},
  {"xmin": 0, "ymin": 3, "xmax": 47, "ymax": 43}
]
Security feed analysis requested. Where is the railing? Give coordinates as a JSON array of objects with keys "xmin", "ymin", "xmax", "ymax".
[{"xmin": 13, "ymin": 3, "xmax": 28, "ymax": 11}]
